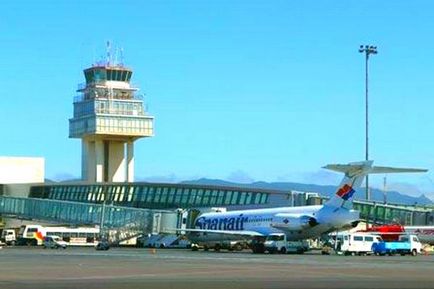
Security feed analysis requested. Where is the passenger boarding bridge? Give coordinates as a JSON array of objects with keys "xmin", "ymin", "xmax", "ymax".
[{"xmin": 0, "ymin": 195, "xmax": 180, "ymax": 244}]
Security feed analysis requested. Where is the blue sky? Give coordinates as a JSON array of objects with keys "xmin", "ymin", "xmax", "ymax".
[{"xmin": 1, "ymin": 0, "xmax": 434, "ymax": 199}]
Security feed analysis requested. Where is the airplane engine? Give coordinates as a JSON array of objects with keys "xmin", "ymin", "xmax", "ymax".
[{"xmin": 272, "ymin": 214, "xmax": 318, "ymax": 231}]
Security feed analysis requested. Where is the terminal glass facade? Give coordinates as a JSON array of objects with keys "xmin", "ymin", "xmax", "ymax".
[{"xmin": 29, "ymin": 183, "xmax": 270, "ymax": 209}]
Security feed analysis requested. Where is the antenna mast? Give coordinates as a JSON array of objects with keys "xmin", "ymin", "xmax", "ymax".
[{"xmin": 106, "ymin": 41, "xmax": 111, "ymax": 66}]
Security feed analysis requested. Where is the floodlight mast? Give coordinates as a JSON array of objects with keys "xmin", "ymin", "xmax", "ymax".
[{"xmin": 358, "ymin": 45, "xmax": 377, "ymax": 201}]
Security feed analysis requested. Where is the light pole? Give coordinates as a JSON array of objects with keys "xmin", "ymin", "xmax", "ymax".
[{"xmin": 358, "ymin": 45, "xmax": 377, "ymax": 201}]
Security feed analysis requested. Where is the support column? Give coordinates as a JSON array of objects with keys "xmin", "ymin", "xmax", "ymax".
[
  {"xmin": 81, "ymin": 140, "xmax": 89, "ymax": 182},
  {"xmin": 95, "ymin": 140, "xmax": 104, "ymax": 182},
  {"xmin": 108, "ymin": 141, "xmax": 126, "ymax": 182},
  {"xmin": 127, "ymin": 141, "xmax": 134, "ymax": 182}
]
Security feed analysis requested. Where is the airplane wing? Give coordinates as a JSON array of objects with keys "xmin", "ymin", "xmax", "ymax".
[{"xmin": 173, "ymin": 228, "xmax": 265, "ymax": 237}]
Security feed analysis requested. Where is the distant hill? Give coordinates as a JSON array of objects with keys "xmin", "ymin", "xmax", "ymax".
[{"xmin": 181, "ymin": 178, "xmax": 433, "ymax": 206}]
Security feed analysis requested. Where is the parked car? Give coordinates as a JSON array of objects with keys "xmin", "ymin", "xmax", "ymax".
[
  {"xmin": 44, "ymin": 235, "xmax": 67, "ymax": 249},
  {"xmin": 95, "ymin": 239, "xmax": 110, "ymax": 250}
]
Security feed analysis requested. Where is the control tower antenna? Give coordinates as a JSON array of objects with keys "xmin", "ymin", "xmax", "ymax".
[
  {"xmin": 120, "ymin": 47, "xmax": 124, "ymax": 66},
  {"xmin": 106, "ymin": 41, "xmax": 111, "ymax": 66}
]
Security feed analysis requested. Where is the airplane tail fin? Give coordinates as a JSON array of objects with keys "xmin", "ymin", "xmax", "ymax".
[{"xmin": 322, "ymin": 161, "xmax": 427, "ymax": 209}]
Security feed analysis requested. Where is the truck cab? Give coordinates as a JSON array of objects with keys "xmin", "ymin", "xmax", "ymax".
[
  {"xmin": 1, "ymin": 229, "xmax": 17, "ymax": 246},
  {"xmin": 264, "ymin": 233, "xmax": 308, "ymax": 254}
]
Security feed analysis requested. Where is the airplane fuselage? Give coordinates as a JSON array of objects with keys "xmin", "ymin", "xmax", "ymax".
[{"xmin": 189, "ymin": 205, "xmax": 358, "ymax": 243}]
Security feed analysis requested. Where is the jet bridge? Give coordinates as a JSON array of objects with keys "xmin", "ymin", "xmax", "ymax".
[{"xmin": 0, "ymin": 196, "xmax": 180, "ymax": 244}]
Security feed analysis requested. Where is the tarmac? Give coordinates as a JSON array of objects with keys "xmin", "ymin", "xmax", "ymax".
[{"xmin": 0, "ymin": 247, "xmax": 433, "ymax": 289}]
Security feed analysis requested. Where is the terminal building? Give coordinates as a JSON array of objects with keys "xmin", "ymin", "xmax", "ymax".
[{"xmin": 0, "ymin": 48, "xmax": 433, "ymax": 243}]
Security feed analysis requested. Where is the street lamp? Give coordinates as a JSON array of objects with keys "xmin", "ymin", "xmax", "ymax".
[{"xmin": 359, "ymin": 45, "xmax": 377, "ymax": 201}]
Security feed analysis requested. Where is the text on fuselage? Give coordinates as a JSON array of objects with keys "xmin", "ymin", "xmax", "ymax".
[{"xmin": 195, "ymin": 215, "xmax": 248, "ymax": 231}]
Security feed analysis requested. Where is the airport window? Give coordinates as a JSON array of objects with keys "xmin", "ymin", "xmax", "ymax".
[
  {"xmin": 127, "ymin": 186, "xmax": 134, "ymax": 202},
  {"xmin": 194, "ymin": 189, "xmax": 202, "ymax": 205},
  {"xmin": 118, "ymin": 186, "xmax": 125, "ymax": 202},
  {"xmin": 81, "ymin": 186, "xmax": 88, "ymax": 201},
  {"xmin": 245, "ymin": 192, "xmax": 253, "ymax": 204},
  {"xmin": 239, "ymin": 192, "xmax": 247, "ymax": 205},
  {"xmin": 180, "ymin": 189, "xmax": 190, "ymax": 205},
  {"xmin": 140, "ymin": 187, "xmax": 149, "ymax": 202},
  {"xmin": 71, "ymin": 187, "xmax": 78, "ymax": 200},
  {"xmin": 121, "ymin": 70, "xmax": 127, "ymax": 81},
  {"xmin": 201, "ymin": 189, "xmax": 210, "ymax": 205},
  {"xmin": 63, "ymin": 187, "xmax": 69, "ymax": 200},
  {"xmin": 160, "ymin": 187, "xmax": 169, "ymax": 205},
  {"xmin": 189, "ymin": 189, "xmax": 198, "ymax": 205},
  {"xmin": 260, "ymin": 193, "xmax": 268, "ymax": 204},
  {"xmin": 48, "ymin": 187, "xmax": 55, "ymax": 198},
  {"xmin": 81, "ymin": 186, "xmax": 87, "ymax": 201},
  {"xmin": 70, "ymin": 187, "xmax": 77, "ymax": 201},
  {"xmin": 107, "ymin": 69, "xmax": 113, "ymax": 81},
  {"xmin": 146, "ymin": 187, "xmax": 155, "ymax": 203},
  {"xmin": 94, "ymin": 69, "xmax": 106, "ymax": 82},
  {"xmin": 231, "ymin": 191, "xmax": 239, "ymax": 205},
  {"xmin": 97, "ymin": 186, "xmax": 104, "ymax": 202},
  {"xmin": 224, "ymin": 191, "xmax": 233, "ymax": 205},
  {"xmin": 107, "ymin": 186, "xmax": 114, "ymax": 201},
  {"xmin": 154, "ymin": 187, "xmax": 162, "ymax": 203},
  {"xmin": 113, "ymin": 186, "xmax": 120, "ymax": 202},
  {"xmin": 174, "ymin": 188, "xmax": 183, "ymax": 204},
  {"xmin": 167, "ymin": 187, "xmax": 176, "ymax": 204},
  {"xmin": 217, "ymin": 190, "xmax": 225, "ymax": 204},
  {"xmin": 48, "ymin": 187, "xmax": 55, "ymax": 199},
  {"xmin": 254, "ymin": 193, "xmax": 261, "ymax": 204},
  {"xmin": 86, "ymin": 187, "xmax": 92, "ymax": 201},
  {"xmin": 208, "ymin": 190, "xmax": 217, "ymax": 205}
]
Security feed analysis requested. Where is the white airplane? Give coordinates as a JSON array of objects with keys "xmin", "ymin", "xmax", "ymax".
[{"xmin": 183, "ymin": 161, "xmax": 427, "ymax": 253}]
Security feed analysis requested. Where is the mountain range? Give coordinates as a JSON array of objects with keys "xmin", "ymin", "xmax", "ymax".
[{"xmin": 181, "ymin": 178, "xmax": 433, "ymax": 206}]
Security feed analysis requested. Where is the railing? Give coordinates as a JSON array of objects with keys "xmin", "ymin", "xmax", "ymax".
[
  {"xmin": 77, "ymin": 81, "xmax": 139, "ymax": 91},
  {"xmin": 73, "ymin": 93, "xmax": 144, "ymax": 103}
]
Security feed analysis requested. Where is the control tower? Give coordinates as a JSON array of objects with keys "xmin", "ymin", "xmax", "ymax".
[{"xmin": 69, "ymin": 49, "xmax": 154, "ymax": 183}]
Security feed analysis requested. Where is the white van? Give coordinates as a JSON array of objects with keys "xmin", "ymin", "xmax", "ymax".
[
  {"xmin": 335, "ymin": 233, "xmax": 382, "ymax": 255},
  {"xmin": 264, "ymin": 233, "xmax": 309, "ymax": 254}
]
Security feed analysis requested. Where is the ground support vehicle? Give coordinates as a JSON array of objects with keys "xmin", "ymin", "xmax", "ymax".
[
  {"xmin": 95, "ymin": 239, "xmax": 110, "ymax": 250},
  {"xmin": 0, "ymin": 229, "xmax": 18, "ymax": 246},
  {"xmin": 17, "ymin": 225, "xmax": 99, "ymax": 246},
  {"xmin": 43, "ymin": 236, "xmax": 67, "ymax": 249},
  {"xmin": 372, "ymin": 234, "xmax": 422, "ymax": 256},
  {"xmin": 264, "ymin": 233, "xmax": 309, "ymax": 254},
  {"xmin": 332, "ymin": 233, "xmax": 382, "ymax": 256},
  {"xmin": 191, "ymin": 240, "xmax": 248, "ymax": 252}
]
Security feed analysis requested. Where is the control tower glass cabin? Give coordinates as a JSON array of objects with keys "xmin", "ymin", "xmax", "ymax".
[{"xmin": 69, "ymin": 65, "xmax": 154, "ymax": 183}]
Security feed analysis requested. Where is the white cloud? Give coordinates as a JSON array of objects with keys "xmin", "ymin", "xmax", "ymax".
[
  {"xmin": 226, "ymin": 170, "xmax": 254, "ymax": 184},
  {"xmin": 277, "ymin": 170, "xmax": 341, "ymax": 185}
]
